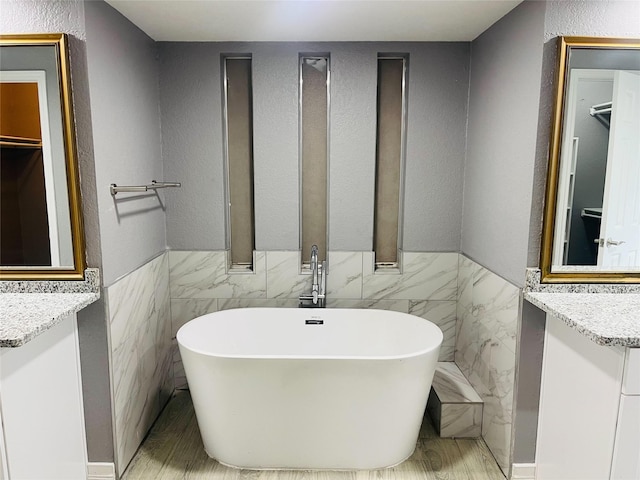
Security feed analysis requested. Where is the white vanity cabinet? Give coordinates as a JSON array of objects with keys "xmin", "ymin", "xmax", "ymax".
[
  {"xmin": 0, "ymin": 313, "xmax": 88, "ymax": 479},
  {"xmin": 535, "ymin": 313, "xmax": 639, "ymax": 480},
  {"xmin": 0, "ymin": 402, "xmax": 7, "ymax": 480},
  {"xmin": 611, "ymin": 349, "xmax": 640, "ymax": 479}
]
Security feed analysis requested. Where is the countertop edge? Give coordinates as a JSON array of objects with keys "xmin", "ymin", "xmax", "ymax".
[
  {"xmin": 524, "ymin": 291, "xmax": 640, "ymax": 347},
  {"xmin": 0, "ymin": 292, "xmax": 100, "ymax": 348}
]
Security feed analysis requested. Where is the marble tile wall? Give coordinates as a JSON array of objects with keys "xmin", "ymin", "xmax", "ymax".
[
  {"xmin": 169, "ymin": 250, "xmax": 459, "ymax": 389},
  {"xmin": 107, "ymin": 253, "xmax": 172, "ymax": 476},
  {"xmin": 455, "ymin": 255, "xmax": 520, "ymax": 475}
]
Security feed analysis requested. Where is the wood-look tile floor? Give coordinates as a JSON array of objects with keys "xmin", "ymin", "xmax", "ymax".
[{"xmin": 122, "ymin": 391, "xmax": 506, "ymax": 480}]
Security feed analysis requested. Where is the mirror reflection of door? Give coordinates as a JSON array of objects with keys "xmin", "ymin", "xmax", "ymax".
[
  {"xmin": 0, "ymin": 73, "xmax": 54, "ymax": 266},
  {"xmin": 598, "ymin": 70, "xmax": 640, "ymax": 268},
  {"xmin": 553, "ymin": 68, "xmax": 640, "ymax": 269}
]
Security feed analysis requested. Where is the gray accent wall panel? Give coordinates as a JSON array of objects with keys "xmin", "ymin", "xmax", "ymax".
[
  {"xmin": 402, "ymin": 43, "xmax": 469, "ymax": 252},
  {"xmin": 160, "ymin": 42, "xmax": 469, "ymax": 253},
  {"xmin": 462, "ymin": 0, "xmax": 545, "ymax": 287},
  {"xmin": 160, "ymin": 43, "xmax": 227, "ymax": 251},
  {"xmin": 252, "ymin": 43, "xmax": 301, "ymax": 251},
  {"xmin": 527, "ymin": 0, "xmax": 640, "ymax": 268},
  {"xmin": 86, "ymin": 0, "xmax": 166, "ymax": 286},
  {"xmin": 327, "ymin": 44, "xmax": 377, "ymax": 252}
]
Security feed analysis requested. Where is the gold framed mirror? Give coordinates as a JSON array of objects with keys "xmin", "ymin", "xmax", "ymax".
[
  {"xmin": 541, "ymin": 36, "xmax": 640, "ymax": 283},
  {"xmin": 0, "ymin": 34, "xmax": 86, "ymax": 280}
]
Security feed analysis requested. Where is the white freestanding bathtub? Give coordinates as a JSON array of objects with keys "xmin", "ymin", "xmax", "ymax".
[{"xmin": 177, "ymin": 308, "xmax": 443, "ymax": 470}]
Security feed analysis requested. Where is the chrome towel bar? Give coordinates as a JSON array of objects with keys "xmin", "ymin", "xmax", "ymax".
[{"xmin": 110, "ymin": 180, "xmax": 181, "ymax": 196}]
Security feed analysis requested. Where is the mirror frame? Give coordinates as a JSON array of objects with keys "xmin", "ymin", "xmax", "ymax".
[
  {"xmin": 0, "ymin": 33, "xmax": 86, "ymax": 280},
  {"xmin": 540, "ymin": 36, "xmax": 640, "ymax": 284}
]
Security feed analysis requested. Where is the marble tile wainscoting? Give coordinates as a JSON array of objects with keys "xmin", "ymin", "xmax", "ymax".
[
  {"xmin": 106, "ymin": 253, "xmax": 173, "ymax": 477},
  {"xmin": 456, "ymin": 255, "xmax": 520, "ymax": 476},
  {"xmin": 169, "ymin": 250, "xmax": 459, "ymax": 389},
  {"xmin": 106, "ymin": 250, "xmax": 519, "ymax": 478}
]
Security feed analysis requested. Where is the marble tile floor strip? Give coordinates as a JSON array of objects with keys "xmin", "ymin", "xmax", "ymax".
[{"xmin": 122, "ymin": 391, "xmax": 506, "ymax": 480}]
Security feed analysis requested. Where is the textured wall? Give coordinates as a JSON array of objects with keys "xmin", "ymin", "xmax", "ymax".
[
  {"xmin": 517, "ymin": 0, "xmax": 640, "ymax": 467},
  {"xmin": 160, "ymin": 42, "xmax": 469, "ymax": 253},
  {"xmin": 0, "ymin": 0, "xmax": 115, "ymax": 464},
  {"xmin": 527, "ymin": 0, "xmax": 640, "ymax": 269},
  {"xmin": 462, "ymin": 0, "xmax": 545, "ymax": 288},
  {"xmin": 86, "ymin": 0, "xmax": 166, "ymax": 287}
]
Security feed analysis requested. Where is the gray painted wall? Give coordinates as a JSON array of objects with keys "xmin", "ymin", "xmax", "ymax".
[
  {"xmin": 462, "ymin": 0, "xmax": 545, "ymax": 288},
  {"xmin": 527, "ymin": 0, "xmax": 640, "ymax": 269},
  {"xmin": 160, "ymin": 42, "xmax": 469, "ymax": 253},
  {"xmin": 512, "ymin": 299, "xmax": 546, "ymax": 464},
  {"xmin": 0, "ymin": 0, "xmax": 101, "ymax": 269},
  {"xmin": 515, "ymin": 0, "xmax": 640, "ymax": 466},
  {"xmin": 0, "ymin": 0, "xmax": 115, "ymax": 464},
  {"xmin": 86, "ymin": 0, "xmax": 166, "ymax": 287}
]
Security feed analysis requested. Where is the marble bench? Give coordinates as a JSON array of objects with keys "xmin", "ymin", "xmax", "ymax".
[{"xmin": 426, "ymin": 362, "xmax": 483, "ymax": 438}]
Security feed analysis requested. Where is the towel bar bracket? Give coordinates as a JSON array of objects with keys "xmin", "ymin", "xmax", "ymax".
[{"xmin": 110, "ymin": 180, "xmax": 181, "ymax": 196}]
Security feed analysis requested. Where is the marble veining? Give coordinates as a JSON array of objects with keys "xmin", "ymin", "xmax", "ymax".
[
  {"xmin": 454, "ymin": 255, "xmax": 518, "ymax": 474},
  {"xmin": 265, "ymin": 251, "xmax": 308, "ymax": 298},
  {"xmin": 169, "ymin": 251, "xmax": 266, "ymax": 299},
  {"xmin": 325, "ymin": 251, "xmax": 363, "ymax": 299},
  {"xmin": 0, "ymin": 268, "xmax": 100, "ymax": 293},
  {"xmin": 432, "ymin": 362, "xmax": 483, "ymax": 404},
  {"xmin": 524, "ymin": 291, "xmax": 640, "ymax": 346},
  {"xmin": 108, "ymin": 254, "xmax": 172, "ymax": 476},
  {"xmin": 409, "ymin": 300, "xmax": 456, "ymax": 362},
  {"xmin": 440, "ymin": 404, "xmax": 483, "ymax": 438},
  {"xmin": 362, "ymin": 251, "xmax": 458, "ymax": 301},
  {"xmin": 0, "ymin": 292, "xmax": 99, "ymax": 347}
]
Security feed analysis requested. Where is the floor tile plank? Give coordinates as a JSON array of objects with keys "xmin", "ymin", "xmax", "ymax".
[{"xmin": 122, "ymin": 391, "xmax": 506, "ymax": 480}]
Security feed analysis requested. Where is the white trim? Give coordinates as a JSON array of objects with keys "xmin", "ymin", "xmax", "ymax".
[
  {"xmin": 510, "ymin": 463, "xmax": 536, "ymax": 480},
  {"xmin": 87, "ymin": 462, "xmax": 116, "ymax": 480}
]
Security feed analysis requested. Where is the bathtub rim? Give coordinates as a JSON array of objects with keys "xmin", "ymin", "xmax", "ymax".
[{"xmin": 177, "ymin": 307, "xmax": 444, "ymax": 362}]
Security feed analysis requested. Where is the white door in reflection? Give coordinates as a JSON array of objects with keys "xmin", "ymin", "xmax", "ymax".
[{"xmin": 598, "ymin": 71, "xmax": 640, "ymax": 268}]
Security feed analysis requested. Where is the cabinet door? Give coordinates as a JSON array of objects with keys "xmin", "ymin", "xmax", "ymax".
[
  {"xmin": 536, "ymin": 316, "xmax": 625, "ymax": 480},
  {"xmin": 611, "ymin": 394, "xmax": 640, "ymax": 480},
  {"xmin": 0, "ymin": 314, "xmax": 87, "ymax": 479},
  {"xmin": 0, "ymin": 401, "xmax": 6, "ymax": 480}
]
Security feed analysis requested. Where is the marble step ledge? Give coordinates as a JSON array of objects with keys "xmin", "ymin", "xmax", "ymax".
[{"xmin": 426, "ymin": 361, "xmax": 483, "ymax": 438}]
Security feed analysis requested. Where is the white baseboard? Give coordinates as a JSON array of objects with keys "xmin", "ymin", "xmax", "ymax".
[
  {"xmin": 88, "ymin": 462, "xmax": 116, "ymax": 480},
  {"xmin": 511, "ymin": 463, "xmax": 536, "ymax": 480}
]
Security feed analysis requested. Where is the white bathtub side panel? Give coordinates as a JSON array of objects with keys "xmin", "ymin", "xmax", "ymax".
[{"xmin": 180, "ymin": 348, "xmax": 439, "ymax": 470}]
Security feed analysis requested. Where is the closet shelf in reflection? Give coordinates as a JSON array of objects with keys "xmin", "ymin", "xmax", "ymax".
[{"xmin": 110, "ymin": 180, "xmax": 181, "ymax": 196}]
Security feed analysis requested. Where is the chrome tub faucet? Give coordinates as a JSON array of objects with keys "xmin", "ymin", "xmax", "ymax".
[{"xmin": 300, "ymin": 244, "xmax": 326, "ymax": 308}]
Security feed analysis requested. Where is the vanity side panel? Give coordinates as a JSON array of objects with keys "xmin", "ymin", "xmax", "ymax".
[{"xmin": 536, "ymin": 314, "xmax": 624, "ymax": 480}]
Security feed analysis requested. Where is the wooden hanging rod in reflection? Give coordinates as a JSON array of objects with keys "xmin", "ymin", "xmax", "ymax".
[
  {"xmin": 0, "ymin": 135, "xmax": 42, "ymax": 148},
  {"xmin": 110, "ymin": 180, "xmax": 181, "ymax": 196}
]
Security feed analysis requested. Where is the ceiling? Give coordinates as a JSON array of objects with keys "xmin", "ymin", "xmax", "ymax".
[{"xmin": 104, "ymin": 0, "xmax": 523, "ymax": 42}]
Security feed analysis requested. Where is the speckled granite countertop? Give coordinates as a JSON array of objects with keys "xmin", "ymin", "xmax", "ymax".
[
  {"xmin": 524, "ymin": 292, "xmax": 640, "ymax": 347},
  {"xmin": 0, "ymin": 292, "xmax": 99, "ymax": 347},
  {"xmin": 0, "ymin": 268, "xmax": 100, "ymax": 348}
]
